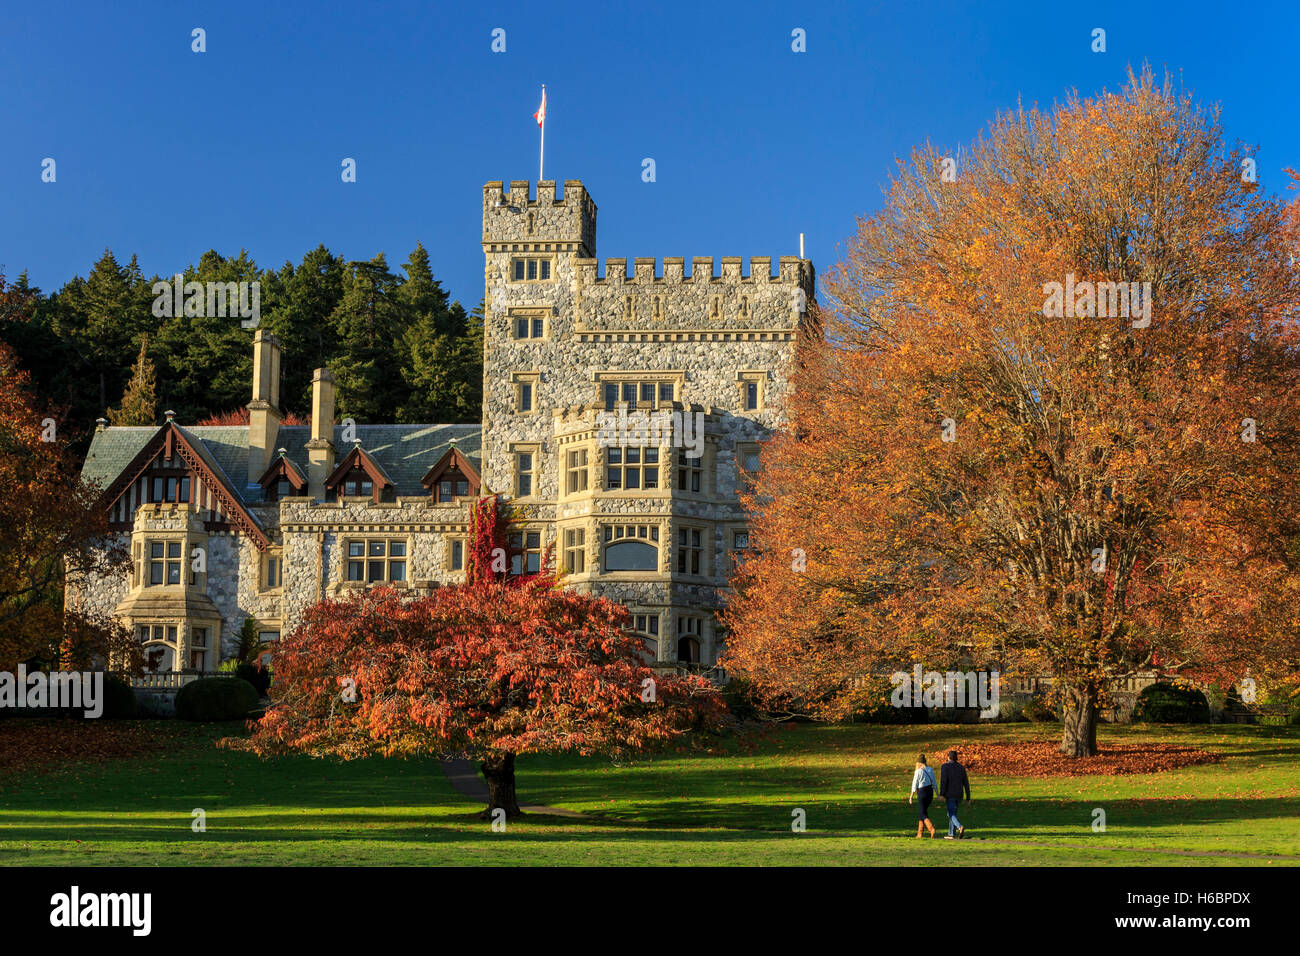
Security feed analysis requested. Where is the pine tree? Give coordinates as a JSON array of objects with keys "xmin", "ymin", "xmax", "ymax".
[
  {"xmin": 330, "ymin": 255, "xmax": 407, "ymax": 421},
  {"xmin": 48, "ymin": 249, "xmax": 153, "ymax": 413},
  {"xmin": 108, "ymin": 338, "xmax": 157, "ymax": 426},
  {"xmin": 262, "ymin": 245, "xmax": 346, "ymax": 415}
]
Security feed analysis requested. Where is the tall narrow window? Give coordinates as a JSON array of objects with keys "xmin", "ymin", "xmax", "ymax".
[
  {"xmin": 515, "ymin": 450, "xmax": 534, "ymax": 497},
  {"xmin": 566, "ymin": 448, "xmax": 589, "ymax": 494},
  {"xmin": 677, "ymin": 617, "xmax": 702, "ymax": 663},
  {"xmin": 677, "ymin": 449, "xmax": 703, "ymax": 493},
  {"xmin": 450, "ymin": 539, "xmax": 464, "ymax": 572},
  {"xmin": 677, "ymin": 527, "xmax": 703, "ymax": 575},
  {"xmin": 737, "ymin": 373, "xmax": 766, "ymax": 412},
  {"xmin": 189, "ymin": 627, "xmax": 208, "ymax": 671},
  {"xmin": 738, "ymin": 446, "xmax": 761, "ymax": 492},
  {"xmin": 563, "ymin": 528, "xmax": 586, "ymax": 573}
]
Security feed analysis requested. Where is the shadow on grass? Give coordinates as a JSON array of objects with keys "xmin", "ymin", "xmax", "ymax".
[
  {"xmin": 4, "ymin": 794, "xmax": 1299, "ymax": 849},
  {"xmin": 1, "ymin": 721, "xmax": 1297, "ymax": 855}
]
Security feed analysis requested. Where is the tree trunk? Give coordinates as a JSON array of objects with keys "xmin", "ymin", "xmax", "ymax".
[
  {"xmin": 479, "ymin": 752, "xmax": 523, "ymax": 819},
  {"xmin": 1060, "ymin": 684, "xmax": 1099, "ymax": 756}
]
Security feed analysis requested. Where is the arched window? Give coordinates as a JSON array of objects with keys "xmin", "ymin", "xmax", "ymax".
[
  {"xmin": 677, "ymin": 637, "xmax": 700, "ymax": 664},
  {"xmin": 605, "ymin": 540, "xmax": 658, "ymax": 572}
]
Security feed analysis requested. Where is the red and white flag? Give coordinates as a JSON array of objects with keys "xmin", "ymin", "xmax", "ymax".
[{"xmin": 534, "ymin": 87, "xmax": 547, "ymax": 128}]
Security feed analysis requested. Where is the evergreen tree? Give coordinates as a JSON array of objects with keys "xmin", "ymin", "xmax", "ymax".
[
  {"xmin": 107, "ymin": 338, "xmax": 157, "ymax": 426},
  {"xmin": 47, "ymin": 249, "xmax": 153, "ymax": 414},
  {"xmin": 151, "ymin": 250, "xmax": 263, "ymax": 423},
  {"xmin": 329, "ymin": 255, "xmax": 407, "ymax": 422},
  {"xmin": 263, "ymin": 245, "xmax": 346, "ymax": 416}
]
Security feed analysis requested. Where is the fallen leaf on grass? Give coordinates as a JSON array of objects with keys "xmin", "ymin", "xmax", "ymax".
[{"xmin": 930, "ymin": 742, "xmax": 1221, "ymax": 777}]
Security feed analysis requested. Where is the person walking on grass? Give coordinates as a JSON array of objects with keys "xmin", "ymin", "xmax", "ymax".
[
  {"xmin": 908, "ymin": 753, "xmax": 937, "ymax": 838},
  {"xmin": 939, "ymin": 749, "xmax": 971, "ymax": 840}
]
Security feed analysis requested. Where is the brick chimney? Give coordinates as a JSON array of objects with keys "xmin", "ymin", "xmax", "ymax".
[
  {"xmin": 305, "ymin": 368, "xmax": 336, "ymax": 500},
  {"xmin": 246, "ymin": 330, "xmax": 282, "ymax": 487}
]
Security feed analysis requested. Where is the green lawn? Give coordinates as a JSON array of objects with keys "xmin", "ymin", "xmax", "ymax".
[{"xmin": 1, "ymin": 721, "xmax": 1297, "ymax": 866}]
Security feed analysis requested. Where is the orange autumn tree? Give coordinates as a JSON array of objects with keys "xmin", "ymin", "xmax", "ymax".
[
  {"xmin": 236, "ymin": 581, "xmax": 723, "ymax": 817},
  {"xmin": 0, "ymin": 273, "xmax": 136, "ymax": 672},
  {"xmin": 723, "ymin": 68, "xmax": 1300, "ymax": 756}
]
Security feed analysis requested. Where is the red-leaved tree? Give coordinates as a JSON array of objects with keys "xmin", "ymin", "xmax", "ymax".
[
  {"xmin": 0, "ymin": 274, "xmax": 136, "ymax": 672},
  {"xmin": 233, "ymin": 582, "xmax": 723, "ymax": 816}
]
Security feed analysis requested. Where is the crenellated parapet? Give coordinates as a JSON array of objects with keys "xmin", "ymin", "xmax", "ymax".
[
  {"xmin": 482, "ymin": 179, "xmax": 596, "ymax": 255},
  {"xmin": 575, "ymin": 255, "xmax": 808, "ymax": 284},
  {"xmin": 573, "ymin": 255, "xmax": 814, "ymax": 332}
]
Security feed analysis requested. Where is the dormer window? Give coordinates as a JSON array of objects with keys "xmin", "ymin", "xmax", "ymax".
[
  {"xmin": 257, "ymin": 453, "xmax": 308, "ymax": 501},
  {"xmin": 340, "ymin": 473, "xmax": 373, "ymax": 499},
  {"xmin": 421, "ymin": 446, "xmax": 482, "ymax": 503},
  {"xmin": 437, "ymin": 473, "xmax": 471, "ymax": 502},
  {"xmin": 325, "ymin": 445, "xmax": 394, "ymax": 503}
]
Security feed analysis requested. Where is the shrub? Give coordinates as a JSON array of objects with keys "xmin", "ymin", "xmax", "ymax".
[
  {"xmin": 174, "ymin": 677, "xmax": 262, "ymax": 722},
  {"xmin": 1133, "ymin": 682, "xmax": 1211, "ymax": 723},
  {"xmin": 1022, "ymin": 693, "xmax": 1059, "ymax": 723},
  {"xmin": 100, "ymin": 673, "xmax": 137, "ymax": 719},
  {"xmin": 1258, "ymin": 686, "xmax": 1300, "ymax": 726},
  {"xmin": 719, "ymin": 676, "xmax": 764, "ymax": 721},
  {"xmin": 234, "ymin": 662, "xmax": 271, "ymax": 697}
]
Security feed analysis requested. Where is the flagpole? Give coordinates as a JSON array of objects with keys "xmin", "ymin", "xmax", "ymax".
[{"xmin": 539, "ymin": 85, "xmax": 546, "ymax": 182}]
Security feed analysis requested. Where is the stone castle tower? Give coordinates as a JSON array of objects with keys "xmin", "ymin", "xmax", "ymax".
[{"xmin": 479, "ymin": 179, "xmax": 815, "ymax": 665}]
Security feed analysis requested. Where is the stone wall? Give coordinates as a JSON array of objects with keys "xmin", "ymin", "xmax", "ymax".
[
  {"xmin": 478, "ymin": 178, "xmax": 816, "ymax": 666},
  {"xmin": 277, "ymin": 497, "xmax": 473, "ymax": 634}
]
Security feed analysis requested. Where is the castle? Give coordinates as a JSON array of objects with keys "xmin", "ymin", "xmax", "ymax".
[{"xmin": 66, "ymin": 180, "xmax": 816, "ymax": 676}]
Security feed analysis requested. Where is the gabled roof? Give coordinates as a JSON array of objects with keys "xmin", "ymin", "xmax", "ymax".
[
  {"xmin": 326, "ymin": 443, "xmax": 395, "ymax": 490},
  {"xmin": 421, "ymin": 446, "xmax": 482, "ymax": 489},
  {"xmin": 81, "ymin": 422, "xmax": 484, "ymax": 505},
  {"xmin": 88, "ymin": 420, "xmax": 271, "ymax": 550},
  {"xmin": 256, "ymin": 450, "xmax": 308, "ymax": 491}
]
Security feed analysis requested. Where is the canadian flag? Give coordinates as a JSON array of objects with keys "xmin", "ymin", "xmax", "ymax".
[{"xmin": 534, "ymin": 87, "xmax": 547, "ymax": 128}]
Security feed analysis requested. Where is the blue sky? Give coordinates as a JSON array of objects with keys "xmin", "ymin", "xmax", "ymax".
[{"xmin": 3, "ymin": 0, "xmax": 1298, "ymax": 308}]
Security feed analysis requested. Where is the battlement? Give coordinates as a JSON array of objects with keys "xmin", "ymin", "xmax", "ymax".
[
  {"xmin": 575, "ymin": 256, "xmax": 810, "ymax": 285},
  {"xmin": 571, "ymin": 255, "xmax": 815, "ymax": 333},
  {"xmin": 482, "ymin": 179, "xmax": 596, "ymax": 254}
]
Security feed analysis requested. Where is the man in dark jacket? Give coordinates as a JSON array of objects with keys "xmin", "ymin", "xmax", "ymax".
[{"xmin": 939, "ymin": 749, "xmax": 971, "ymax": 839}]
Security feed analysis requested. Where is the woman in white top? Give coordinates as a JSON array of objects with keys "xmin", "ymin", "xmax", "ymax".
[{"xmin": 909, "ymin": 753, "xmax": 937, "ymax": 838}]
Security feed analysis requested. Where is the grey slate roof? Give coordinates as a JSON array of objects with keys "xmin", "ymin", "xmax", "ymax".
[{"xmin": 80, "ymin": 422, "xmax": 484, "ymax": 505}]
